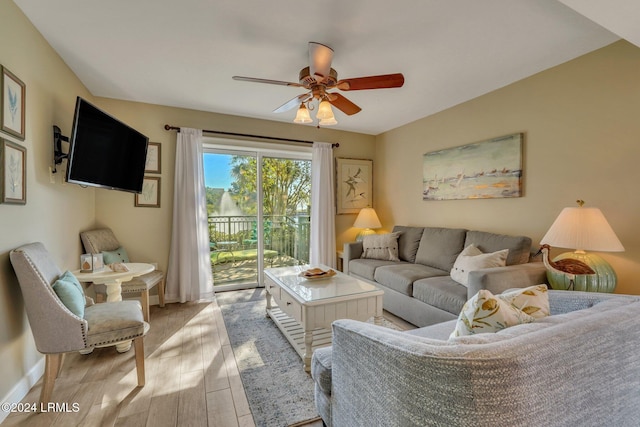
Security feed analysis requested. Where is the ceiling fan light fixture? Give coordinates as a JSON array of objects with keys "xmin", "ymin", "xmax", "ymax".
[
  {"xmin": 316, "ymin": 99, "xmax": 335, "ymax": 120},
  {"xmin": 319, "ymin": 116, "xmax": 338, "ymax": 126},
  {"xmin": 293, "ymin": 103, "xmax": 312, "ymax": 123}
]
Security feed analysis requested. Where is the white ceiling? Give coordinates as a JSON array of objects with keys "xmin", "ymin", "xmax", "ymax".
[{"xmin": 13, "ymin": 0, "xmax": 637, "ymax": 135}]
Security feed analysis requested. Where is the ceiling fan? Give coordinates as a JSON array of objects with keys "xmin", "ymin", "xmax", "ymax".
[{"xmin": 232, "ymin": 42, "xmax": 405, "ymax": 126}]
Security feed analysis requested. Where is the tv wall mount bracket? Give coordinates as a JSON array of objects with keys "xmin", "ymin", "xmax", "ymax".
[{"xmin": 52, "ymin": 125, "xmax": 68, "ymax": 173}]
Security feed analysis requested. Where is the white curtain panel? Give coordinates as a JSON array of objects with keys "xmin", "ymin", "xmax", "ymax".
[
  {"xmin": 166, "ymin": 128, "xmax": 214, "ymax": 302},
  {"xmin": 310, "ymin": 142, "xmax": 336, "ymax": 268}
]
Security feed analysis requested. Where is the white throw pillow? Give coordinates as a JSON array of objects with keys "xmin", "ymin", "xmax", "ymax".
[
  {"xmin": 499, "ymin": 284, "xmax": 550, "ymax": 319},
  {"xmin": 449, "ymin": 285, "xmax": 550, "ymax": 339},
  {"xmin": 450, "ymin": 244, "xmax": 509, "ymax": 286},
  {"xmin": 361, "ymin": 232, "xmax": 400, "ymax": 261}
]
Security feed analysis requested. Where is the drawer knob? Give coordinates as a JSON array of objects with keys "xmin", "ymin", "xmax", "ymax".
[{"xmin": 286, "ymin": 301, "xmax": 292, "ymax": 306}]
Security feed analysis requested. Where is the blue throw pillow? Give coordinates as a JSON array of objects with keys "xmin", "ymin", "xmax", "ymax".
[
  {"xmin": 52, "ymin": 271, "xmax": 85, "ymax": 318},
  {"xmin": 102, "ymin": 246, "xmax": 130, "ymax": 264}
]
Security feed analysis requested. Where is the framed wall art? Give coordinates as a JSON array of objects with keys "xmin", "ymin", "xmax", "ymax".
[
  {"xmin": 1, "ymin": 139, "xmax": 26, "ymax": 204},
  {"xmin": 1, "ymin": 66, "xmax": 26, "ymax": 140},
  {"xmin": 335, "ymin": 157, "xmax": 373, "ymax": 214},
  {"xmin": 422, "ymin": 133, "xmax": 523, "ymax": 201},
  {"xmin": 145, "ymin": 142, "xmax": 161, "ymax": 173},
  {"xmin": 135, "ymin": 176, "xmax": 161, "ymax": 208}
]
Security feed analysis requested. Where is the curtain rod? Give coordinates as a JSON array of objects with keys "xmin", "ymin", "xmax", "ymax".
[{"xmin": 164, "ymin": 125, "xmax": 339, "ymax": 148}]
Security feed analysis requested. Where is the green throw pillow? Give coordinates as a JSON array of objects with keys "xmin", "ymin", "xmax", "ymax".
[
  {"xmin": 102, "ymin": 246, "xmax": 130, "ymax": 264},
  {"xmin": 52, "ymin": 271, "xmax": 85, "ymax": 318}
]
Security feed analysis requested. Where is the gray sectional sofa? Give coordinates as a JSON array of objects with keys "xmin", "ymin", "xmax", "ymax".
[
  {"xmin": 344, "ymin": 225, "xmax": 548, "ymax": 327},
  {"xmin": 311, "ymin": 290, "xmax": 640, "ymax": 426}
]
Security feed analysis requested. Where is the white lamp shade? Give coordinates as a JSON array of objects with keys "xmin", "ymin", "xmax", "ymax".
[
  {"xmin": 319, "ymin": 116, "xmax": 337, "ymax": 126},
  {"xmin": 353, "ymin": 207, "xmax": 382, "ymax": 229},
  {"xmin": 540, "ymin": 207, "xmax": 624, "ymax": 252},
  {"xmin": 293, "ymin": 104, "xmax": 312, "ymax": 123},
  {"xmin": 316, "ymin": 100, "xmax": 335, "ymax": 120}
]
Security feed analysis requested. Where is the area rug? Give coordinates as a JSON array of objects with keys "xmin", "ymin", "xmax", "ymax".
[
  {"xmin": 216, "ymin": 288, "xmax": 401, "ymax": 427},
  {"xmin": 217, "ymin": 288, "xmax": 319, "ymax": 427}
]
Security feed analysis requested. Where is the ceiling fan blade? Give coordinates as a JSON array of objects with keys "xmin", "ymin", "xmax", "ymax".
[
  {"xmin": 232, "ymin": 76, "xmax": 303, "ymax": 87},
  {"xmin": 273, "ymin": 93, "xmax": 312, "ymax": 113},
  {"xmin": 309, "ymin": 42, "xmax": 334, "ymax": 80},
  {"xmin": 328, "ymin": 93, "xmax": 362, "ymax": 116},
  {"xmin": 336, "ymin": 73, "xmax": 405, "ymax": 91}
]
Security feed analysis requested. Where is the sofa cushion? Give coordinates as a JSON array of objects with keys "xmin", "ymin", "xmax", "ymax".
[
  {"xmin": 361, "ymin": 232, "xmax": 400, "ymax": 261},
  {"xmin": 412, "ymin": 276, "xmax": 468, "ymax": 315},
  {"xmin": 450, "ymin": 244, "xmax": 508, "ymax": 286},
  {"xmin": 392, "ymin": 226, "xmax": 424, "ymax": 263},
  {"xmin": 414, "ymin": 227, "xmax": 467, "ymax": 271},
  {"xmin": 374, "ymin": 264, "xmax": 448, "ymax": 296},
  {"xmin": 348, "ymin": 258, "xmax": 403, "ymax": 281},
  {"xmin": 464, "ymin": 230, "xmax": 532, "ymax": 265},
  {"xmin": 500, "ymin": 285, "xmax": 550, "ymax": 319},
  {"xmin": 404, "ymin": 319, "xmax": 457, "ymax": 340},
  {"xmin": 449, "ymin": 285, "xmax": 549, "ymax": 338}
]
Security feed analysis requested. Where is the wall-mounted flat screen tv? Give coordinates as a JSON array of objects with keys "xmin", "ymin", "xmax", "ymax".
[{"xmin": 66, "ymin": 97, "xmax": 149, "ymax": 193}]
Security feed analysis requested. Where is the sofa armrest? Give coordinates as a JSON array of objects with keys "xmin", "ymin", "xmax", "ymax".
[
  {"xmin": 330, "ymin": 320, "xmax": 459, "ymax": 426},
  {"xmin": 467, "ymin": 262, "xmax": 548, "ymax": 297},
  {"xmin": 342, "ymin": 242, "xmax": 363, "ymax": 274}
]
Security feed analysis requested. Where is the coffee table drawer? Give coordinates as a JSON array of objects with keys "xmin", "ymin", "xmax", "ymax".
[
  {"xmin": 265, "ymin": 277, "xmax": 281, "ymax": 300},
  {"xmin": 279, "ymin": 290, "xmax": 302, "ymax": 323}
]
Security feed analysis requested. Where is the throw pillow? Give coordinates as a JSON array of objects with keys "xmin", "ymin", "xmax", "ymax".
[
  {"xmin": 102, "ymin": 246, "xmax": 130, "ymax": 264},
  {"xmin": 499, "ymin": 284, "xmax": 550, "ymax": 319},
  {"xmin": 450, "ymin": 244, "xmax": 509, "ymax": 286},
  {"xmin": 52, "ymin": 270, "xmax": 86, "ymax": 318},
  {"xmin": 361, "ymin": 232, "xmax": 400, "ymax": 261},
  {"xmin": 449, "ymin": 285, "xmax": 550, "ymax": 338}
]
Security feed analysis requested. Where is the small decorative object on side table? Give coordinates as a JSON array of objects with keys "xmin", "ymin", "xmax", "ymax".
[{"xmin": 80, "ymin": 253, "xmax": 104, "ymax": 272}]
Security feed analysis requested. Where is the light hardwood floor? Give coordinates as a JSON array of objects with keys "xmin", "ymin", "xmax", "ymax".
[
  {"xmin": 3, "ymin": 297, "xmax": 272, "ymax": 427},
  {"xmin": 3, "ymin": 292, "xmax": 408, "ymax": 426}
]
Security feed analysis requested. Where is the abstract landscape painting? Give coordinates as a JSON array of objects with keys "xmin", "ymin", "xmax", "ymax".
[{"xmin": 423, "ymin": 133, "xmax": 523, "ymax": 201}]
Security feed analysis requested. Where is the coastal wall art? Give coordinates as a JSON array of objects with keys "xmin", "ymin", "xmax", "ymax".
[
  {"xmin": 422, "ymin": 133, "xmax": 523, "ymax": 201},
  {"xmin": 336, "ymin": 157, "xmax": 372, "ymax": 214}
]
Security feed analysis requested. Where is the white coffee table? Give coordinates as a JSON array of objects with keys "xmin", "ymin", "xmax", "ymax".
[{"xmin": 264, "ymin": 264, "xmax": 384, "ymax": 372}]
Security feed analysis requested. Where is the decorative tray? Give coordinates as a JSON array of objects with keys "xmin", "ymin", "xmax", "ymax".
[{"xmin": 298, "ymin": 268, "xmax": 337, "ymax": 281}]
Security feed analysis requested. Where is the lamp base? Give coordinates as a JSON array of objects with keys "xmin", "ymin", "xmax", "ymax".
[
  {"xmin": 546, "ymin": 251, "xmax": 617, "ymax": 293},
  {"xmin": 355, "ymin": 229, "xmax": 376, "ymax": 242}
]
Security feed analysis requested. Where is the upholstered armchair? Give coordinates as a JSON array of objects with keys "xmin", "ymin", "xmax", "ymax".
[
  {"xmin": 10, "ymin": 242, "xmax": 147, "ymax": 406},
  {"xmin": 80, "ymin": 228, "xmax": 165, "ymax": 321}
]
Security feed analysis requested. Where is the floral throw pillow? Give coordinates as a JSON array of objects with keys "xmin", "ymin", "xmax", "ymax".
[
  {"xmin": 449, "ymin": 285, "xmax": 549, "ymax": 338},
  {"xmin": 450, "ymin": 244, "xmax": 509, "ymax": 286},
  {"xmin": 361, "ymin": 232, "xmax": 400, "ymax": 261}
]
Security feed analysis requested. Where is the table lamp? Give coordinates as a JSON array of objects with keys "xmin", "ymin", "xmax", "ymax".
[
  {"xmin": 540, "ymin": 200, "xmax": 624, "ymax": 292},
  {"xmin": 353, "ymin": 207, "xmax": 382, "ymax": 241}
]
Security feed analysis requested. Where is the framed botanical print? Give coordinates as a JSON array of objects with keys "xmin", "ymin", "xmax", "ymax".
[
  {"xmin": 335, "ymin": 157, "xmax": 373, "ymax": 214},
  {"xmin": 145, "ymin": 142, "xmax": 161, "ymax": 173},
  {"xmin": 135, "ymin": 176, "xmax": 161, "ymax": 208},
  {"xmin": 1, "ymin": 66, "xmax": 26, "ymax": 140},
  {"xmin": 1, "ymin": 139, "xmax": 26, "ymax": 204}
]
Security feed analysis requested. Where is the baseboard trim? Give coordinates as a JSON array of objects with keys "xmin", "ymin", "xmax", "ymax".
[{"xmin": 0, "ymin": 356, "xmax": 45, "ymax": 423}]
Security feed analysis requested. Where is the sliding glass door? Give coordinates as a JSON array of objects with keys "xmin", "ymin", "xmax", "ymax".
[{"xmin": 204, "ymin": 143, "xmax": 311, "ymax": 291}]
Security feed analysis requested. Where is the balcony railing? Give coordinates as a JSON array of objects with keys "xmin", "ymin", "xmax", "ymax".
[{"xmin": 208, "ymin": 214, "xmax": 310, "ymax": 285}]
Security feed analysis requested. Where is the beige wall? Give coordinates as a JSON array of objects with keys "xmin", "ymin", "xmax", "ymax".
[
  {"xmin": 376, "ymin": 40, "xmax": 640, "ymax": 295},
  {"xmin": 0, "ymin": 1, "xmax": 96, "ymax": 403}
]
